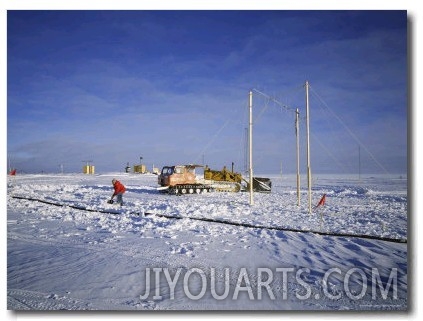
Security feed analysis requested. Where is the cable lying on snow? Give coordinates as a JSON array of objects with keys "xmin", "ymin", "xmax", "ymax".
[
  {"xmin": 11, "ymin": 195, "xmax": 407, "ymax": 244},
  {"xmin": 11, "ymin": 195, "xmax": 130, "ymax": 216},
  {"xmin": 143, "ymin": 212, "xmax": 407, "ymax": 244}
]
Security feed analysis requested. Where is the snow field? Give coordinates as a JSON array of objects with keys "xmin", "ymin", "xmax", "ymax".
[{"xmin": 7, "ymin": 173, "xmax": 407, "ymax": 310}]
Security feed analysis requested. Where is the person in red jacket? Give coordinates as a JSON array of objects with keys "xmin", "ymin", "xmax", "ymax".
[{"xmin": 110, "ymin": 178, "xmax": 126, "ymax": 206}]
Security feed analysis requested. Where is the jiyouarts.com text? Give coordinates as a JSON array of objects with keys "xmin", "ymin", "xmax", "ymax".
[{"xmin": 139, "ymin": 267, "xmax": 398, "ymax": 302}]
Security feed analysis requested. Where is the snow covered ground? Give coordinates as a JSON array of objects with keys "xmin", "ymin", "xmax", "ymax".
[{"xmin": 7, "ymin": 172, "xmax": 407, "ymax": 310}]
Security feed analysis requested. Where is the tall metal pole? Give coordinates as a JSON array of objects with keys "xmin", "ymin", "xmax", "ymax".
[
  {"xmin": 305, "ymin": 81, "xmax": 312, "ymax": 214},
  {"xmin": 280, "ymin": 161, "xmax": 283, "ymax": 178},
  {"xmin": 244, "ymin": 128, "xmax": 248, "ymax": 174},
  {"xmin": 249, "ymin": 91, "xmax": 254, "ymax": 205},
  {"xmin": 295, "ymin": 108, "xmax": 301, "ymax": 206},
  {"xmin": 358, "ymin": 145, "xmax": 361, "ymax": 181}
]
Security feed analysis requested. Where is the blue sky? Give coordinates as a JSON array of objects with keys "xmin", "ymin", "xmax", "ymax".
[{"xmin": 7, "ymin": 10, "xmax": 407, "ymax": 174}]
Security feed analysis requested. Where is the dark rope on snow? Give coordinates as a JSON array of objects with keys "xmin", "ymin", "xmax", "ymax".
[
  {"xmin": 143, "ymin": 212, "xmax": 407, "ymax": 244},
  {"xmin": 11, "ymin": 195, "xmax": 407, "ymax": 244},
  {"xmin": 10, "ymin": 195, "xmax": 137, "ymax": 216}
]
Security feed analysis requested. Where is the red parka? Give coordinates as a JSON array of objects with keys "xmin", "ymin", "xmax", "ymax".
[{"xmin": 112, "ymin": 180, "xmax": 126, "ymax": 196}]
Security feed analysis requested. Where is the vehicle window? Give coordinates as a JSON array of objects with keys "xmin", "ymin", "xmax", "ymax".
[{"xmin": 161, "ymin": 167, "xmax": 173, "ymax": 175}]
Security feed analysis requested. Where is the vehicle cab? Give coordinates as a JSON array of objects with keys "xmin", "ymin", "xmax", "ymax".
[{"xmin": 158, "ymin": 165, "xmax": 197, "ymax": 187}]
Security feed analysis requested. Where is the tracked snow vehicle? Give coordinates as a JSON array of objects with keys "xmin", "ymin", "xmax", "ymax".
[
  {"xmin": 157, "ymin": 165, "xmax": 242, "ymax": 194},
  {"xmin": 158, "ymin": 165, "xmax": 211, "ymax": 194}
]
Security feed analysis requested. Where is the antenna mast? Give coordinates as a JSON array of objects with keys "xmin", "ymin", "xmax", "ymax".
[
  {"xmin": 248, "ymin": 91, "xmax": 254, "ymax": 205},
  {"xmin": 305, "ymin": 81, "xmax": 312, "ymax": 214},
  {"xmin": 296, "ymin": 108, "xmax": 301, "ymax": 206},
  {"xmin": 359, "ymin": 145, "xmax": 361, "ymax": 180}
]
